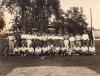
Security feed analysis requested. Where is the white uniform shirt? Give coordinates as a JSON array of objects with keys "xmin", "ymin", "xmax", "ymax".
[
  {"xmin": 50, "ymin": 45, "xmax": 54, "ymax": 49},
  {"xmin": 32, "ymin": 34, "xmax": 35, "ymax": 39},
  {"xmin": 21, "ymin": 34, "xmax": 25, "ymax": 39},
  {"xmin": 51, "ymin": 35, "xmax": 54, "ymax": 40},
  {"xmin": 82, "ymin": 34, "xmax": 89, "ymax": 40},
  {"xmin": 42, "ymin": 35, "xmax": 46, "ymax": 41},
  {"xmin": 75, "ymin": 35, "xmax": 81, "ymax": 41},
  {"xmin": 74, "ymin": 47, "xmax": 81, "ymax": 51},
  {"xmin": 27, "ymin": 39, "xmax": 32, "ymax": 44},
  {"xmin": 64, "ymin": 35, "xmax": 69, "ymax": 40},
  {"xmin": 60, "ymin": 36, "xmax": 64, "ymax": 40},
  {"xmin": 47, "ymin": 46, "xmax": 51, "ymax": 51},
  {"xmin": 55, "ymin": 36, "xmax": 59, "ymax": 39},
  {"xmin": 20, "ymin": 47, "xmax": 27, "ymax": 52},
  {"xmin": 8, "ymin": 36, "xmax": 15, "ymax": 41},
  {"xmin": 54, "ymin": 36, "xmax": 57, "ymax": 40},
  {"xmin": 27, "ymin": 35, "xmax": 32, "ymax": 39},
  {"xmin": 42, "ymin": 47, "xmax": 48, "ymax": 52},
  {"xmin": 89, "ymin": 47, "xmax": 95, "ymax": 52},
  {"xmin": 47, "ymin": 35, "xmax": 50, "ymax": 40},
  {"xmin": 38, "ymin": 36, "xmax": 42, "ymax": 40},
  {"xmin": 28, "ymin": 47, "xmax": 34, "ymax": 52},
  {"xmin": 35, "ymin": 47, "xmax": 41, "ymax": 53},
  {"xmin": 69, "ymin": 36, "xmax": 75, "ymax": 42},
  {"xmin": 64, "ymin": 40, "xmax": 69, "ymax": 45},
  {"xmin": 81, "ymin": 46, "xmax": 88, "ymax": 52},
  {"xmin": 55, "ymin": 47, "xmax": 60, "ymax": 51},
  {"xmin": 34, "ymin": 35, "xmax": 38, "ymax": 39},
  {"xmin": 14, "ymin": 47, "xmax": 20, "ymax": 52},
  {"xmin": 26, "ymin": 35, "xmax": 32, "ymax": 44},
  {"xmin": 61, "ymin": 47, "xmax": 66, "ymax": 51}
]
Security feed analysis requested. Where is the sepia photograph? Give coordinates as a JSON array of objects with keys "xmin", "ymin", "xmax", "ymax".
[{"xmin": 0, "ymin": 0, "xmax": 99, "ymax": 76}]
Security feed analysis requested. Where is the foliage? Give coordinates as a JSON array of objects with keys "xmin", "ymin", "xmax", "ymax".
[
  {"xmin": 0, "ymin": 12, "xmax": 5, "ymax": 30},
  {"xmin": 64, "ymin": 7, "xmax": 88, "ymax": 34},
  {"xmin": 1, "ymin": 1, "xmax": 88, "ymax": 34},
  {"xmin": 1, "ymin": 0, "xmax": 61, "ymax": 33}
]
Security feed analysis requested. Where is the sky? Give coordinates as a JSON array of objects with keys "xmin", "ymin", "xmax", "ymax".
[
  {"xmin": 2, "ymin": 0, "xmax": 100, "ymax": 29},
  {"xmin": 60, "ymin": 0, "xmax": 100, "ymax": 29}
]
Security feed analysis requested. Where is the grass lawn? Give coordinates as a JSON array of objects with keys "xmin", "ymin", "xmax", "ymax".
[{"xmin": 0, "ymin": 40, "xmax": 100, "ymax": 76}]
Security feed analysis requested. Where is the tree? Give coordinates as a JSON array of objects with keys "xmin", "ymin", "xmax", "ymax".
[
  {"xmin": 0, "ymin": 12, "xmax": 5, "ymax": 30},
  {"xmin": 1, "ymin": 0, "xmax": 62, "ymax": 33},
  {"xmin": 64, "ymin": 7, "xmax": 88, "ymax": 34},
  {"xmin": 31, "ymin": 0, "xmax": 62, "ymax": 32}
]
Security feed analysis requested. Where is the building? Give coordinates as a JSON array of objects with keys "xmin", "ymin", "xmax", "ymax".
[{"xmin": 94, "ymin": 29, "xmax": 100, "ymax": 40}]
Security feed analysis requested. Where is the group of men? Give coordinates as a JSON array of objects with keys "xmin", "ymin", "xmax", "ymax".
[{"xmin": 6, "ymin": 30, "xmax": 96, "ymax": 56}]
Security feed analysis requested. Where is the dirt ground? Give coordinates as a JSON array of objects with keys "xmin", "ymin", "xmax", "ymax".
[{"xmin": 7, "ymin": 66, "xmax": 100, "ymax": 76}]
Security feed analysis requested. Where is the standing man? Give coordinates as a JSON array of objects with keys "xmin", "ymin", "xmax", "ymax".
[
  {"xmin": 27, "ymin": 32, "xmax": 32, "ymax": 48},
  {"xmin": 15, "ymin": 32, "xmax": 22, "ymax": 47},
  {"xmin": 82, "ymin": 30, "xmax": 89, "ymax": 46},
  {"xmin": 69, "ymin": 33, "xmax": 75, "ymax": 49},
  {"xmin": 8, "ymin": 31, "xmax": 15, "ymax": 54},
  {"xmin": 64, "ymin": 33, "xmax": 70, "ymax": 51},
  {"xmin": 69, "ymin": 33, "xmax": 75, "ymax": 55},
  {"xmin": 75, "ymin": 33, "xmax": 81, "ymax": 47}
]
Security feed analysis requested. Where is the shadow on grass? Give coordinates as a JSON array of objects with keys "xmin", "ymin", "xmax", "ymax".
[{"xmin": 0, "ymin": 55, "xmax": 100, "ymax": 76}]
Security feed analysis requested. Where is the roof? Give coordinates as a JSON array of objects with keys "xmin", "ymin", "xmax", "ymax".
[{"xmin": 94, "ymin": 29, "xmax": 100, "ymax": 31}]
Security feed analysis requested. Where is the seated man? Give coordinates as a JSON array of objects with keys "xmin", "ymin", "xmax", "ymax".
[
  {"xmin": 42, "ymin": 45, "xmax": 48, "ymax": 55},
  {"xmin": 89, "ymin": 45, "xmax": 96, "ymax": 55},
  {"xmin": 49, "ymin": 44, "xmax": 55, "ymax": 55},
  {"xmin": 47, "ymin": 44, "xmax": 51, "ymax": 55},
  {"xmin": 73, "ymin": 45, "xmax": 81, "ymax": 55},
  {"xmin": 35, "ymin": 46, "xmax": 42, "ymax": 55},
  {"xmin": 81, "ymin": 44, "xmax": 88, "ymax": 55},
  {"xmin": 68, "ymin": 48, "xmax": 73, "ymax": 55},
  {"xmin": 75, "ymin": 33, "xmax": 81, "ymax": 47},
  {"xmin": 61, "ymin": 46, "xmax": 67, "ymax": 55},
  {"xmin": 27, "ymin": 46, "xmax": 34, "ymax": 55},
  {"xmin": 55, "ymin": 45, "xmax": 60, "ymax": 55},
  {"xmin": 20, "ymin": 45, "xmax": 27, "ymax": 56},
  {"xmin": 14, "ymin": 46, "xmax": 20, "ymax": 55}
]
